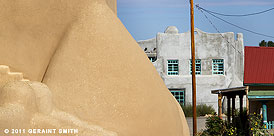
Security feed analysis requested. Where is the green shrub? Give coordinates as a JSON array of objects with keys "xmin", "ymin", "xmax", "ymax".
[
  {"xmin": 180, "ymin": 103, "xmax": 215, "ymax": 117},
  {"xmin": 233, "ymin": 109, "xmax": 249, "ymax": 136},
  {"xmin": 201, "ymin": 114, "xmax": 226, "ymax": 136},
  {"xmin": 197, "ymin": 104, "xmax": 215, "ymax": 116},
  {"xmin": 198, "ymin": 114, "xmax": 237, "ymax": 136},
  {"xmin": 181, "ymin": 103, "xmax": 193, "ymax": 117},
  {"xmin": 249, "ymin": 112, "xmax": 271, "ymax": 136},
  {"xmin": 198, "ymin": 111, "xmax": 273, "ymax": 136}
]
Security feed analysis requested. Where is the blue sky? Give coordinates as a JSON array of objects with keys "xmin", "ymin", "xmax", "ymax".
[{"xmin": 117, "ymin": 0, "xmax": 274, "ymax": 46}]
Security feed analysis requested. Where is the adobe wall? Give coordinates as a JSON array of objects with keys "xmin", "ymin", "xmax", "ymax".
[
  {"xmin": 0, "ymin": 1, "xmax": 189, "ymax": 136},
  {"xmin": 138, "ymin": 26, "xmax": 244, "ymax": 110},
  {"xmin": 0, "ymin": 0, "xmax": 116, "ymax": 81},
  {"xmin": 42, "ymin": 1, "xmax": 189, "ymax": 135},
  {"xmin": 106, "ymin": 0, "xmax": 117, "ymax": 14},
  {"xmin": 0, "ymin": 65, "xmax": 28, "ymax": 88}
]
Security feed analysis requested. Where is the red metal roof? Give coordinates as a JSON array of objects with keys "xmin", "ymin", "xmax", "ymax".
[{"xmin": 244, "ymin": 46, "xmax": 274, "ymax": 85}]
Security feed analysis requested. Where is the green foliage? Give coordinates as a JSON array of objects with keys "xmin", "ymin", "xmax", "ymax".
[
  {"xmin": 233, "ymin": 109, "xmax": 249, "ymax": 135},
  {"xmin": 181, "ymin": 103, "xmax": 215, "ymax": 117},
  {"xmin": 269, "ymin": 41, "xmax": 274, "ymax": 47},
  {"xmin": 181, "ymin": 103, "xmax": 193, "ymax": 117},
  {"xmin": 249, "ymin": 112, "xmax": 271, "ymax": 136},
  {"xmin": 259, "ymin": 40, "xmax": 267, "ymax": 47},
  {"xmin": 198, "ymin": 111, "xmax": 274, "ymax": 136},
  {"xmin": 202, "ymin": 114, "xmax": 226, "ymax": 136},
  {"xmin": 226, "ymin": 126, "xmax": 237, "ymax": 136},
  {"xmin": 259, "ymin": 40, "xmax": 274, "ymax": 47},
  {"xmin": 197, "ymin": 114, "xmax": 238, "ymax": 136},
  {"xmin": 197, "ymin": 104, "xmax": 215, "ymax": 116}
]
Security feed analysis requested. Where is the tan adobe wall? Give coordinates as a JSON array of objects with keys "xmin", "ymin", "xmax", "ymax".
[
  {"xmin": 106, "ymin": 0, "xmax": 117, "ymax": 14},
  {"xmin": 0, "ymin": 0, "xmax": 115, "ymax": 81},
  {"xmin": 0, "ymin": 65, "xmax": 28, "ymax": 88},
  {"xmin": 0, "ymin": 0, "xmax": 189, "ymax": 135}
]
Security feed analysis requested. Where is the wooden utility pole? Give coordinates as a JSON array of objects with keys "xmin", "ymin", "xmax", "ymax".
[{"xmin": 190, "ymin": 0, "xmax": 197, "ymax": 135}]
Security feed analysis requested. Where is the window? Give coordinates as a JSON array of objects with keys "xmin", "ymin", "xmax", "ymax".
[
  {"xmin": 190, "ymin": 59, "xmax": 201, "ymax": 75},
  {"xmin": 167, "ymin": 60, "xmax": 179, "ymax": 75},
  {"xmin": 212, "ymin": 59, "xmax": 224, "ymax": 75},
  {"xmin": 148, "ymin": 57, "xmax": 157, "ymax": 62},
  {"xmin": 170, "ymin": 89, "xmax": 185, "ymax": 105}
]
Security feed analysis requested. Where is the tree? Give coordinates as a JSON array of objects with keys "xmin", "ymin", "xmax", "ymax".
[
  {"xmin": 259, "ymin": 40, "xmax": 274, "ymax": 47},
  {"xmin": 259, "ymin": 40, "xmax": 267, "ymax": 47},
  {"xmin": 268, "ymin": 41, "xmax": 274, "ymax": 47}
]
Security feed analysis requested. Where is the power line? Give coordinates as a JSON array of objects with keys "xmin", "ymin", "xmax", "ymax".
[
  {"xmin": 196, "ymin": 5, "xmax": 274, "ymax": 39},
  {"xmin": 197, "ymin": 7, "xmax": 242, "ymax": 54},
  {"xmin": 197, "ymin": 6, "xmax": 274, "ymax": 17}
]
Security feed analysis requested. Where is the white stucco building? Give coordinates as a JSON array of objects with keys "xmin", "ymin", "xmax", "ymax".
[{"xmin": 138, "ymin": 26, "xmax": 244, "ymax": 110}]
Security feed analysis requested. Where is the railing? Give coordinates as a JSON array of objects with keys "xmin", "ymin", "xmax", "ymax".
[{"xmin": 264, "ymin": 121, "xmax": 274, "ymax": 129}]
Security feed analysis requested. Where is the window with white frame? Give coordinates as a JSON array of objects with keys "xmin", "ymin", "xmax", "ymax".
[
  {"xmin": 170, "ymin": 89, "xmax": 185, "ymax": 105},
  {"xmin": 212, "ymin": 59, "xmax": 224, "ymax": 75},
  {"xmin": 190, "ymin": 59, "xmax": 201, "ymax": 75},
  {"xmin": 167, "ymin": 60, "xmax": 179, "ymax": 75}
]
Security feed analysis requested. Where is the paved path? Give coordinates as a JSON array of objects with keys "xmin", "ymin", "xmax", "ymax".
[{"xmin": 186, "ymin": 117, "xmax": 207, "ymax": 136}]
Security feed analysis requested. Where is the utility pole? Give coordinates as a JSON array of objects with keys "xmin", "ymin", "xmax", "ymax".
[{"xmin": 190, "ymin": 0, "xmax": 197, "ymax": 135}]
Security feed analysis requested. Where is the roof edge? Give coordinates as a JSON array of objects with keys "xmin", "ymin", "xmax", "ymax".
[
  {"xmin": 211, "ymin": 86, "xmax": 247, "ymax": 94},
  {"xmin": 244, "ymin": 83, "xmax": 274, "ymax": 86},
  {"xmin": 245, "ymin": 46, "xmax": 274, "ymax": 49}
]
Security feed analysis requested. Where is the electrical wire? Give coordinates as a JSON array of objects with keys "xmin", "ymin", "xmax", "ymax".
[
  {"xmin": 196, "ymin": 5, "xmax": 274, "ymax": 39},
  {"xmin": 198, "ymin": 8, "xmax": 242, "ymax": 54},
  {"xmin": 197, "ymin": 5, "xmax": 274, "ymax": 17}
]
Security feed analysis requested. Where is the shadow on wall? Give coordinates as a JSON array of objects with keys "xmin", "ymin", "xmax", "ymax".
[{"xmin": 0, "ymin": 0, "xmax": 189, "ymax": 136}]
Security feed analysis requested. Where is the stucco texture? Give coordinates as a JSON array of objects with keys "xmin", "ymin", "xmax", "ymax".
[
  {"xmin": 138, "ymin": 27, "xmax": 244, "ymax": 111},
  {"xmin": 0, "ymin": 81, "xmax": 118, "ymax": 136},
  {"xmin": 0, "ymin": 0, "xmax": 189, "ymax": 136},
  {"xmin": 0, "ymin": 0, "xmax": 116, "ymax": 81}
]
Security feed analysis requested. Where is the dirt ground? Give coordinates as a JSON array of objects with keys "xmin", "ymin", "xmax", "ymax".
[{"xmin": 186, "ymin": 117, "xmax": 207, "ymax": 135}]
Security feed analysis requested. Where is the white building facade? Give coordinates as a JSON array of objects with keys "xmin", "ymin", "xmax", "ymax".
[{"xmin": 138, "ymin": 26, "xmax": 244, "ymax": 110}]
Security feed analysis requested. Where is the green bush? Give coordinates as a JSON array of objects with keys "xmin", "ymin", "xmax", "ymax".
[
  {"xmin": 198, "ymin": 114, "xmax": 238, "ymax": 136},
  {"xmin": 181, "ymin": 103, "xmax": 193, "ymax": 117},
  {"xmin": 233, "ymin": 109, "xmax": 249, "ymax": 136},
  {"xmin": 200, "ymin": 114, "xmax": 227, "ymax": 136},
  {"xmin": 198, "ymin": 110, "xmax": 273, "ymax": 136},
  {"xmin": 197, "ymin": 104, "xmax": 215, "ymax": 116},
  {"xmin": 249, "ymin": 112, "xmax": 271, "ymax": 136},
  {"xmin": 180, "ymin": 103, "xmax": 215, "ymax": 117}
]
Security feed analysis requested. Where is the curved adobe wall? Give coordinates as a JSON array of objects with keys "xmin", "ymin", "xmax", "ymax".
[
  {"xmin": 42, "ymin": 1, "xmax": 189, "ymax": 135},
  {"xmin": 0, "ymin": 0, "xmax": 88, "ymax": 81},
  {"xmin": 106, "ymin": 0, "xmax": 117, "ymax": 14},
  {"xmin": 0, "ymin": 0, "xmax": 189, "ymax": 135},
  {"xmin": 0, "ymin": 0, "xmax": 116, "ymax": 81}
]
